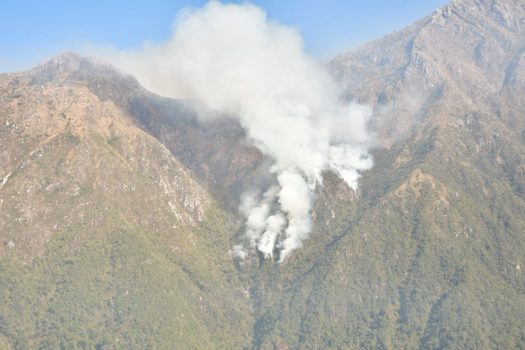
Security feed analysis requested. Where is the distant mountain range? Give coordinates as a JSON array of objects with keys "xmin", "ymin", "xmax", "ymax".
[{"xmin": 1, "ymin": 0, "xmax": 524, "ymax": 348}]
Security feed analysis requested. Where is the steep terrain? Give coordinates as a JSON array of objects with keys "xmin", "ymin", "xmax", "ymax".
[
  {"xmin": 0, "ymin": 55, "xmax": 253, "ymax": 349},
  {"xmin": 246, "ymin": 0, "xmax": 525, "ymax": 348},
  {"xmin": 1, "ymin": 0, "xmax": 525, "ymax": 349}
]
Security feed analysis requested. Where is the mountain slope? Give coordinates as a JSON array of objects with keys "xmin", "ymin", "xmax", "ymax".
[
  {"xmin": 247, "ymin": 0, "xmax": 525, "ymax": 348},
  {"xmin": 0, "ymin": 55, "xmax": 253, "ymax": 349}
]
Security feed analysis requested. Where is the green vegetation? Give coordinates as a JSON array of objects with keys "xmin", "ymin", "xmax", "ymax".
[
  {"xmin": 242, "ymin": 120, "xmax": 525, "ymax": 350},
  {"xmin": 0, "ymin": 118, "xmax": 253, "ymax": 349},
  {"xmin": 0, "ymin": 199, "xmax": 253, "ymax": 349}
]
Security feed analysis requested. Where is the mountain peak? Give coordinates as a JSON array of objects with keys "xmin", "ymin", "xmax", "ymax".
[
  {"xmin": 431, "ymin": 0, "xmax": 525, "ymax": 30},
  {"xmin": 49, "ymin": 51, "xmax": 82, "ymax": 66},
  {"xmin": 33, "ymin": 51, "xmax": 83, "ymax": 76},
  {"xmin": 29, "ymin": 51, "xmax": 128, "ymax": 84},
  {"xmin": 21, "ymin": 51, "xmax": 149, "ymax": 108}
]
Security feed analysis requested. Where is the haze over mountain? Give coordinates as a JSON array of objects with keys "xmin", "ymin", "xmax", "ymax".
[{"xmin": 0, "ymin": 0, "xmax": 524, "ymax": 349}]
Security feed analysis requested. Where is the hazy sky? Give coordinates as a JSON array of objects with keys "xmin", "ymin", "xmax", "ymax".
[{"xmin": 0, "ymin": 0, "xmax": 447, "ymax": 73}]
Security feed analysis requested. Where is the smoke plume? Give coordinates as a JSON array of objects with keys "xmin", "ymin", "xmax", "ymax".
[{"xmin": 96, "ymin": 1, "xmax": 373, "ymax": 262}]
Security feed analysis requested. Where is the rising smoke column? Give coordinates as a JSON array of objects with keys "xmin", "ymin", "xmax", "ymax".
[{"xmin": 96, "ymin": 1, "xmax": 373, "ymax": 261}]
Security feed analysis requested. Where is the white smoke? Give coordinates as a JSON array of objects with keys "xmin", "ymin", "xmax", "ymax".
[{"xmin": 95, "ymin": 1, "xmax": 373, "ymax": 261}]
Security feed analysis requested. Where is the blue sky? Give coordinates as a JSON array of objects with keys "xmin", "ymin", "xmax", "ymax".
[{"xmin": 0, "ymin": 0, "xmax": 447, "ymax": 73}]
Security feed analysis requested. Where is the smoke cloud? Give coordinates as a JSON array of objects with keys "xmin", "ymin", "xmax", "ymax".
[{"xmin": 96, "ymin": 1, "xmax": 373, "ymax": 262}]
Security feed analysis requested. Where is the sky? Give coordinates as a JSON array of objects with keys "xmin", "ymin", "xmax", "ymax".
[{"xmin": 0, "ymin": 0, "xmax": 448, "ymax": 73}]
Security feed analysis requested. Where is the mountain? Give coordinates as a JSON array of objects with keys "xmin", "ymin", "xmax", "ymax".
[
  {"xmin": 0, "ymin": 54, "xmax": 254, "ymax": 349},
  {"xmin": 1, "ymin": 0, "xmax": 525, "ymax": 349},
  {"xmin": 249, "ymin": 0, "xmax": 525, "ymax": 348}
]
